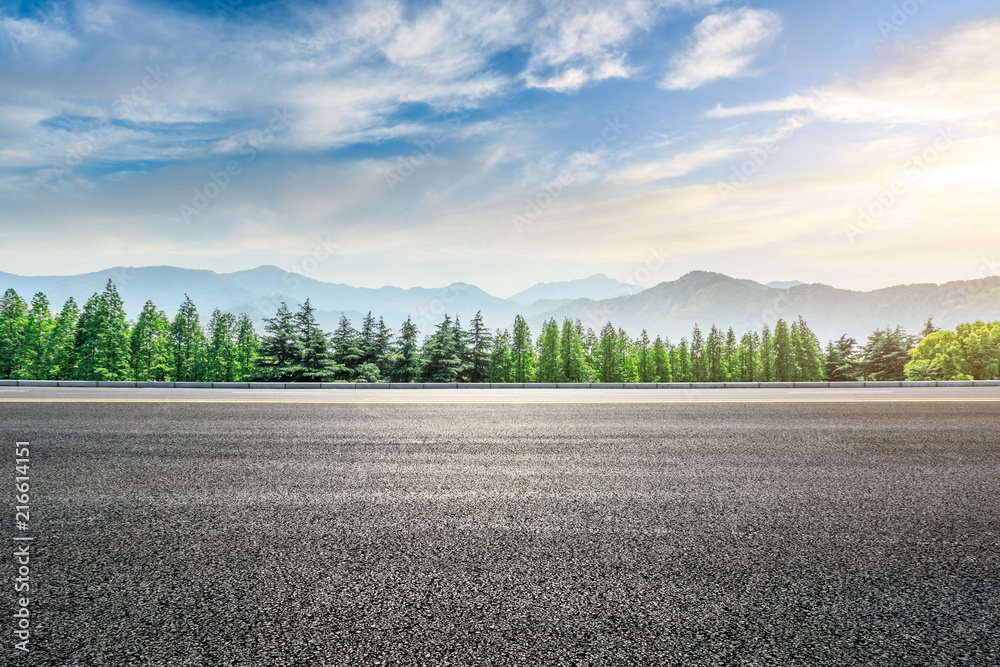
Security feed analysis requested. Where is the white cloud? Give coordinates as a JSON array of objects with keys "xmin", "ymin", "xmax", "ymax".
[
  {"xmin": 524, "ymin": 0, "xmax": 697, "ymax": 91},
  {"xmin": 707, "ymin": 18, "xmax": 1000, "ymax": 127},
  {"xmin": 660, "ymin": 8, "xmax": 782, "ymax": 90}
]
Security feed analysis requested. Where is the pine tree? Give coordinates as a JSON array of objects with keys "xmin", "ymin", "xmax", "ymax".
[
  {"xmin": 466, "ymin": 311, "xmax": 493, "ymax": 383},
  {"xmin": 535, "ymin": 318, "xmax": 562, "ymax": 383},
  {"xmin": 773, "ymin": 319, "xmax": 797, "ymax": 382},
  {"xmin": 0, "ymin": 288, "xmax": 28, "ymax": 379},
  {"xmin": 759, "ymin": 324, "xmax": 773, "ymax": 382},
  {"xmin": 737, "ymin": 332, "xmax": 758, "ymax": 382},
  {"xmin": 374, "ymin": 317, "xmax": 394, "ymax": 378},
  {"xmin": 390, "ymin": 317, "xmax": 422, "ymax": 382},
  {"xmin": 690, "ymin": 324, "xmax": 706, "ymax": 381},
  {"xmin": 511, "ymin": 315, "xmax": 535, "ymax": 382},
  {"xmin": 293, "ymin": 299, "xmax": 342, "ymax": 381},
  {"xmin": 489, "ymin": 329, "xmax": 513, "ymax": 382},
  {"xmin": 47, "ymin": 297, "xmax": 80, "ymax": 380},
  {"xmin": 206, "ymin": 309, "xmax": 239, "ymax": 382},
  {"xmin": 724, "ymin": 327, "xmax": 737, "ymax": 381},
  {"xmin": 130, "ymin": 300, "xmax": 172, "ymax": 381},
  {"xmin": 705, "ymin": 325, "xmax": 725, "ymax": 382},
  {"xmin": 255, "ymin": 302, "xmax": 299, "ymax": 381},
  {"xmin": 559, "ymin": 319, "xmax": 588, "ymax": 382},
  {"xmin": 919, "ymin": 316, "xmax": 940, "ymax": 339},
  {"xmin": 358, "ymin": 312, "xmax": 378, "ymax": 367},
  {"xmin": 792, "ymin": 316, "xmax": 824, "ymax": 381},
  {"xmin": 652, "ymin": 336, "xmax": 672, "ymax": 382},
  {"xmin": 168, "ymin": 295, "xmax": 208, "ymax": 382},
  {"xmin": 421, "ymin": 315, "xmax": 462, "ymax": 382},
  {"xmin": 637, "ymin": 330, "xmax": 652, "ymax": 382},
  {"xmin": 674, "ymin": 339, "xmax": 693, "ymax": 382},
  {"xmin": 597, "ymin": 322, "xmax": 617, "ymax": 382},
  {"xmin": 452, "ymin": 315, "xmax": 473, "ymax": 382},
  {"xmin": 862, "ymin": 326, "xmax": 912, "ymax": 381},
  {"xmin": 21, "ymin": 293, "xmax": 54, "ymax": 379},
  {"xmin": 330, "ymin": 315, "xmax": 363, "ymax": 380},
  {"xmin": 581, "ymin": 325, "xmax": 599, "ymax": 379},
  {"xmin": 617, "ymin": 328, "xmax": 637, "ymax": 382},
  {"xmin": 74, "ymin": 281, "xmax": 132, "ymax": 381},
  {"xmin": 235, "ymin": 314, "xmax": 259, "ymax": 381}
]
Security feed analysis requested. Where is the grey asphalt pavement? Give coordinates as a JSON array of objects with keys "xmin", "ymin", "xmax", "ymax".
[{"xmin": 3, "ymin": 396, "xmax": 998, "ymax": 665}]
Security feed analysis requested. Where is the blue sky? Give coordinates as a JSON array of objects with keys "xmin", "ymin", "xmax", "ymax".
[{"xmin": 1, "ymin": 0, "xmax": 998, "ymax": 296}]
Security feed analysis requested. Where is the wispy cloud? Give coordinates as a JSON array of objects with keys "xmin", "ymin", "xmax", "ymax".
[
  {"xmin": 660, "ymin": 7, "xmax": 782, "ymax": 90},
  {"xmin": 707, "ymin": 18, "xmax": 1000, "ymax": 127}
]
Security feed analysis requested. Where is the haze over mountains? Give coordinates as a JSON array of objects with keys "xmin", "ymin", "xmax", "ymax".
[{"xmin": 2, "ymin": 266, "xmax": 998, "ymax": 344}]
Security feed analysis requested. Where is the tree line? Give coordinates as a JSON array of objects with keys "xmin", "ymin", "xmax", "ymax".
[{"xmin": 0, "ymin": 281, "xmax": 996, "ymax": 383}]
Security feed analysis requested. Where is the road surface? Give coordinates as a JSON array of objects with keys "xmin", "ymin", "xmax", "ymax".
[{"xmin": 3, "ymin": 389, "xmax": 998, "ymax": 665}]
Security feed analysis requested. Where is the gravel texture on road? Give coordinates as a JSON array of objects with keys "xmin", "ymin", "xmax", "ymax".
[{"xmin": 3, "ymin": 401, "xmax": 999, "ymax": 666}]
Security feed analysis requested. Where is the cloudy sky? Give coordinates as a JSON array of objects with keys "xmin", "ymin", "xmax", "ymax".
[{"xmin": 1, "ymin": 0, "xmax": 998, "ymax": 295}]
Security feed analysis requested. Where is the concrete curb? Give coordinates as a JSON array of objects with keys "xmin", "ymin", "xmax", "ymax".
[{"xmin": 4, "ymin": 380, "xmax": 999, "ymax": 389}]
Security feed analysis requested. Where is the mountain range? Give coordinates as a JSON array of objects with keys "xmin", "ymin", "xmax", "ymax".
[{"xmin": 2, "ymin": 266, "xmax": 998, "ymax": 344}]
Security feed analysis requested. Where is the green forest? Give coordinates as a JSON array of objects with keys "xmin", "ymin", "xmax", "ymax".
[{"xmin": 0, "ymin": 280, "xmax": 997, "ymax": 383}]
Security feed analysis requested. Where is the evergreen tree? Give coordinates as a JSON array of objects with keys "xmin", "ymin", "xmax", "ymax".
[
  {"xmin": 374, "ymin": 317, "xmax": 394, "ymax": 377},
  {"xmin": 169, "ymin": 294, "xmax": 208, "ymax": 382},
  {"xmin": 206, "ymin": 309, "xmax": 239, "ymax": 382},
  {"xmin": 597, "ymin": 322, "xmax": 618, "ymax": 382},
  {"xmin": 489, "ymin": 329, "xmax": 513, "ymax": 382},
  {"xmin": 919, "ymin": 316, "xmax": 941, "ymax": 339},
  {"xmin": 617, "ymin": 328, "xmax": 638, "ymax": 382},
  {"xmin": 47, "ymin": 297, "xmax": 80, "ymax": 380},
  {"xmin": 235, "ymin": 314, "xmax": 259, "ymax": 381},
  {"xmin": 390, "ymin": 317, "xmax": 422, "ymax": 382},
  {"xmin": 724, "ymin": 327, "xmax": 737, "ymax": 381},
  {"xmin": 705, "ymin": 325, "xmax": 725, "ymax": 382},
  {"xmin": 637, "ymin": 330, "xmax": 652, "ymax": 382},
  {"xmin": 773, "ymin": 319, "xmax": 797, "ymax": 382},
  {"xmin": 759, "ymin": 324, "xmax": 773, "ymax": 382},
  {"xmin": 293, "ymin": 299, "xmax": 342, "ymax": 381},
  {"xmin": 862, "ymin": 326, "xmax": 913, "ymax": 381},
  {"xmin": 559, "ymin": 318, "xmax": 588, "ymax": 382},
  {"xmin": 130, "ymin": 301, "xmax": 172, "ymax": 381},
  {"xmin": 451, "ymin": 315, "xmax": 473, "ymax": 382},
  {"xmin": 825, "ymin": 335, "xmax": 859, "ymax": 382},
  {"xmin": 466, "ymin": 311, "xmax": 493, "ymax": 383},
  {"xmin": 652, "ymin": 336, "xmax": 672, "ymax": 382},
  {"xmin": 255, "ymin": 302, "xmax": 299, "ymax": 381},
  {"xmin": 75, "ymin": 280, "xmax": 132, "ymax": 381},
  {"xmin": 535, "ymin": 319, "xmax": 562, "ymax": 383},
  {"xmin": 737, "ymin": 332, "xmax": 757, "ymax": 381},
  {"xmin": 674, "ymin": 339, "xmax": 693, "ymax": 382},
  {"xmin": 330, "ymin": 315, "xmax": 363, "ymax": 380},
  {"xmin": 0, "ymin": 288, "xmax": 28, "ymax": 379},
  {"xmin": 421, "ymin": 315, "xmax": 462, "ymax": 382},
  {"xmin": 358, "ymin": 312, "xmax": 378, "ymax": 367},
  {"xmin": 511, "ymin": 315, "xmax": 535, "ymax": 382},
  {"xmin": 791, "ymin": 316, "xmax": 824, "ymax": 381},
  {"xmin": 21, "ymin": 293, "xmax": 54, "ymax": 379},
  {"xmin": 690, "ymin": 324, "xmax": 705, "ymax": 381},
  {"xmin": 580, "ymin": 325, "xmax": 599, "ymax": 380}
]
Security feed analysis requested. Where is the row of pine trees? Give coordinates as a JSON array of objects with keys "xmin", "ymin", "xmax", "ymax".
[{"xmin": 0, "ymin": 280, "xmax": 926, "ymax": 383}]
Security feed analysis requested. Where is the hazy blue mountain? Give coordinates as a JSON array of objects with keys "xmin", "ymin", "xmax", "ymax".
[
  {"xmin": 0, "ymin": 266, "xmax": 518, "ymax": 336},
  {"xmin": 529, "ymin": 271, "xmax": 1000, "ymax": 343},
  {"xmin": 766, "ymin": 280, "xmax": 804, "ymax": 289},
  {"xmin": 508, "ymin": 274, "xmax": 644, "ymax": 305},
  {"xmin": 2, "ymin": 266, "xmax": 998, "ymax": 344}
]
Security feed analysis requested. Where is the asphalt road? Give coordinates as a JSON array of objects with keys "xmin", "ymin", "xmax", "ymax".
[{"xmin": 3, "ymin": 395, "xmax": 998, "ymax": 665}]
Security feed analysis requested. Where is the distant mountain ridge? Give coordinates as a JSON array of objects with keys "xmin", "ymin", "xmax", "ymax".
[
  {"xmin": 508, "ymin": 274, "xmax": 644, "ymax": 305},
  {"xmin": 1, "ymin": 266, "xmax": 998, "ymax": 344}
]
